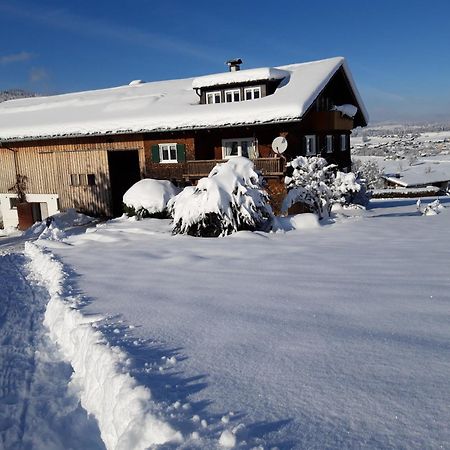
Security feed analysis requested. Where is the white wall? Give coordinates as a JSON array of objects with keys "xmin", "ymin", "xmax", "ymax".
[{"xmin": 0, "ymin": 193, "xmax": 59, "ymax": 229}]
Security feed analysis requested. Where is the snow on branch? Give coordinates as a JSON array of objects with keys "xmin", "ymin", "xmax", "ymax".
[
  {"xmin": 283, "ymin": 156, "xmax": 365, "ymax": 219},
  {"xmin": 168, "ymin": 157, "xmax": 273, "ymax": 237}
]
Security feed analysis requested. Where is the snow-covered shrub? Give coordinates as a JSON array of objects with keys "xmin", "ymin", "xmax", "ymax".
[
  {"xmin": 283, "ymin": 156, "xmax": 367, "ymax": 218},
  {"xmin": 168, "ymin": 157, "xmax": 273, "ymax": 237},
  {"xmin": 417, "ymin": 198, "xmax": 445, "ymax": 216},
  {"xmin": 352, "ymin": 159, "xmax": 384, "ymax": 189},
  {"xmin": 282, "ymin": 156, "xmax": 337, "ymax": 219},
  {"xmin": 333, "ymin": 171, "xmax": 370, "ymax": 207},
  {"xmin": 123, "ymin": 179, "xmax": 181, "ymax": 219}
]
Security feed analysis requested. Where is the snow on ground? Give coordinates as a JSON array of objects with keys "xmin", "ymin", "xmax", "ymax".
[
  {"xmin": 26, "ymin": 198, "xmax": 450, "ymax": 449},
  {"xmin": 0, "ymin": 252, "xmax": 104, "ymax": 450},
  {"xmin": 354, "ymin": 154, "xmax": 450, "ymax": 188},
  {"xmin": 25, "ymin": 242, "xmax": 182, "ymax": 449}
]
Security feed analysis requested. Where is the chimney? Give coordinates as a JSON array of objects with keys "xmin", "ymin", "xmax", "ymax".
[{"xmin": 226, "ymin": 58, "xmax": 243, "ymax": 72}]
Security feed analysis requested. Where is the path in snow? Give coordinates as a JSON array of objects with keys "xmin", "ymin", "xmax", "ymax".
[{"xmin": 0, "ymin": 252, "xmax": 104, "ymax": 450}]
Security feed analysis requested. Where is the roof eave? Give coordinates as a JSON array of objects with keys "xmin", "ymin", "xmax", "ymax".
[{"xmin": 0, "ymin": 116, "xmax": 305, "ymax": 143}]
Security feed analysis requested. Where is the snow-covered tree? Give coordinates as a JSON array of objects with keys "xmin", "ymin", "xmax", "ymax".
[
  {"xmin": 168, "ymin": 157, "xmax": 273, "ymax": 237},
  {"xmin": 283, "ymin": 156, "xmax": 367, "ymax": 218},
  {"xmin": 352, "ymin": 159, "xmax": 384, "ymax": 189},
  {"xmin": 332, "ymin": 171, "xmax": 368, "ymax": 207},
  {"xmin": 282, "ymin": 156, "xmax": 336, "ymax": 219}
]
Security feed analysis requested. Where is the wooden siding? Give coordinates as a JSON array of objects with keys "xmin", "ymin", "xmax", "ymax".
[
  {"xmin": 144, "ymin": 136, "xmax": 195, "ymax": 182},
  {"xmin": 0, "ymin": 149, "xmax": 16, "ymax": 193},
  {"xmin": 0, "ymin": 136, "xmax": 146, "ymax": 217},
  {"xmin": 307, "ymin": 111, "xmax": 354, "ymax": 131}
]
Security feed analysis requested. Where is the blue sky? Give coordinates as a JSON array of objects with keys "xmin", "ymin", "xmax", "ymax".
[{"xmin": 1, "ymin": 0, "xmax": 449, "ymax": 123}]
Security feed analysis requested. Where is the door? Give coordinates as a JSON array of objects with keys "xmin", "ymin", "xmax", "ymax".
[{"xmin": 107, "ymin": 150, "xmax": 141, "ymax": 217}]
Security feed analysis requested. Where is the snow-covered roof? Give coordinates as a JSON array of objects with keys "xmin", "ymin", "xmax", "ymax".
[
  {"xmin": 191, "ymin": 67, "xmax": 290, "ymax": 89},
  {"xmin": 384, "ymin": 159, "xmax": 450, "ymax": 187},
  {"xmin": 0, "ymin": 57, "xmax": 369, "ymax": 142}
]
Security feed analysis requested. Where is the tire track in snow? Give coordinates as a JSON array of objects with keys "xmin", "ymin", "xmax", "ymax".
[{"xmin": 0, "ymin": 252, "xmax": 104, "ymax": 450}]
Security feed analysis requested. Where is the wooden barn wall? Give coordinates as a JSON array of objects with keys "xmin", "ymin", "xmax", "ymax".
[
  {"xmin": 0, "ymin": 149, "xmax": 16, "ymax": 193},
  {"xmin": 0, "ymin": 135, "xmax": 146, "ymax": 217}
]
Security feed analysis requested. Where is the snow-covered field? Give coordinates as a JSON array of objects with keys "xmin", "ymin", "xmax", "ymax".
[
  {"xmin": 2, "ymin": 197, "xmax": 448, "ymax": 449},
  {"xmin": 352, "ymin": 127, "xmax": 450, "ymax": 158}
]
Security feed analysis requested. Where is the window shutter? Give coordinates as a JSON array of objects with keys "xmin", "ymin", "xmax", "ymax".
[
  {"xmin": 151, "ymin": 144, "xmax": 160, "ymax": 163},
  {"xmin": 176, "ymin": 144, "xmax": 186, "ymax": 162}
]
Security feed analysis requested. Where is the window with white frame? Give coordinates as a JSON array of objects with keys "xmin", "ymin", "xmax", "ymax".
[
  {"xmin": 159, "ymin": 143, "xmax": 178, "ymax": 163},
  {"xmin": 222, "ymin": 138, "xmax": 257, "ymax": 159},
  {"xmin": 326, "ymin": 135, "xmax": 333, "ymax": 153},
  {"xmin": 244, "ymin": 86, "xmax": 261, "ymax": 100},
  {"xmin": 225, "ymin": 89, "xmax": 241, "ymax": 103},
  {"xmin": 340, "ymin": 134, "xmax": 348, "ymax": 151},
  {"xmin": 305, "ymin": 135, "xmax": 316, "ymax": 156},
  {"xmin": 206, "ymin": 91, "xmax": 221, "ymax": 104}
]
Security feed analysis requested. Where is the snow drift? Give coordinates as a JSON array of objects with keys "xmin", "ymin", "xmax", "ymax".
[{"xmin": 24, "ymin": 242, "xmax": 182, "ymax": 450}]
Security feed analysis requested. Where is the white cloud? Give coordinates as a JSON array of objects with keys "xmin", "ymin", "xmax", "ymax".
[
  {"xmin": 0, "ymin": 51, "xmax": 34, "ymax": 65},
  {"xmin": 0, "ymin": 3, "xmax": 218, "ymax": 63}
]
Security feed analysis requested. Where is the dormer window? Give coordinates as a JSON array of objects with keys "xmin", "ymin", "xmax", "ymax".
[
  {"xmin": 206, "ymin": 91, "xmax": 221, "ymax": 104},
  {"xmin": 193, "ymin": 67, "xmax": 289, "ymax": 105},
  {"xmin": 244, "ymin": 87, "xmax": 261, "ymax": 100},
  {"xmin": 225, "ymin": 89, "xmax": 241, "ymax": 103}
]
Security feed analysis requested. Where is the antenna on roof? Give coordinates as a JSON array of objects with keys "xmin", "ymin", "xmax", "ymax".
[{"xmin": 226, "ymin": 58, "xmax": 243, "ymax": 72}]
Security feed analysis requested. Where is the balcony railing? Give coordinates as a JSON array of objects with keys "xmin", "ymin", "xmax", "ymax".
[{"xmin": 184, "ymin": 158, "xmax": 285, "ymax": 178}]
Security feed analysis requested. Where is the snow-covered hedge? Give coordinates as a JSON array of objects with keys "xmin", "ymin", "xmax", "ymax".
[
  {"xmin": 123, "ymin": 179, "xmax": 180, "ymax": 219},
  {"xmin": 283, "ymin": 156, "xmax": 365, "ymax": 218},
  {"xmin": 168, "ymin": 157, "xmax": 273, "ymax": 237}
]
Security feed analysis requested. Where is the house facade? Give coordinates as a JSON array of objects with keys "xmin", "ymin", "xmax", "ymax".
[{"xmin": 0, "ymin": 57, "xmax": 368, "ymax": 229}]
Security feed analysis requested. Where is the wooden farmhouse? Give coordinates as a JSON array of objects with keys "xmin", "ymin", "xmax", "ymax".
[{"xmin": 0, "ymin": 56, "xmax": 368, "ymax": 229}]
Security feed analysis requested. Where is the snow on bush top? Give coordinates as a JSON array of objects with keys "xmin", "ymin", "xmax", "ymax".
[
  {"xmin": 283, "ymin": 156, "xmax": 364, "ymax": 218},
  {"xmin": 123, "ymin": 179, "xmax": 181, "ymax": 214},
  {"xmin": 168, "ymin": 157, "xmax": 272, "ymax": 237}
]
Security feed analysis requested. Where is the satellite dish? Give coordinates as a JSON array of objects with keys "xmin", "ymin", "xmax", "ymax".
[{"xmin": 272, "ymin": 136, "xmax": 288, "ymax": 154}]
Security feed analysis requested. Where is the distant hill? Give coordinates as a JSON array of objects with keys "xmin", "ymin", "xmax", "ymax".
[{"xmin": 0, "ymin": 89, "xmax": 39, "ymax": 103}]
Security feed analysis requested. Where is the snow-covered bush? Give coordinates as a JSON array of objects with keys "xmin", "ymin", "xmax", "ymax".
[
  {"xmin": 123, "ymin": 179, "xmax": 181, "ymax": 219},
  {"xmin": 352, "ymin": 159, "xmax": 384, "ymax": 189},
  {"xmin": 333, "ymin": 171, "xmax": 370, "ymax": 207},
  {"xmin": 283, "ymin": 156, "xmax": 367, "ymax": 218},
  {"xmin": 282, "ymin": 156, "xmax": 337, "ymax": 219},
  {"xmin": 417, "ymin": 198, "xmax": 445, "ymax": 216},
  {"xmin": 168, "ymin": 157, "xmax": 273, "ymax": 237}
]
